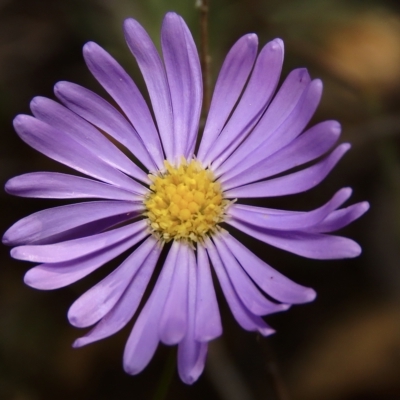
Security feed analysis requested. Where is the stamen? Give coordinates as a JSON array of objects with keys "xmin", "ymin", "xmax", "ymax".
[{"xmin": 144, "ymin": 159, "xmax": 229, "ymax": 242}]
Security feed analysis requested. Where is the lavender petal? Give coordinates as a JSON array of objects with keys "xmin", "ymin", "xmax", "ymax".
[
  {"xmin": 54, "ymin": 81, "xmax": 156, "ymax": 171},
  {"xmin": 227, "ymin": 218, "xmax": 362, "ymax": 259},
  {"xmin": 123, "ymin": 18, "xmax": 174, "ymax": 161},
  {"xmin": 30, "ymin": 96, "xmax": 149, "ymax": 183},
  {"xmin": 205, "ymin": 237, "xmax": 275, "ymax": 336},
  {"xmin": 83, "ymin": 41, "xmax": 164, "ymax": 168},
  {"xmin": 161, "ymin": 12, "xmax": 202, "ymax": 161},
  {"xmin": 178, "ymin": 253, "xmax": 207, "ymax": 384},
  {"xmin": 214, "ymin": 234, "xmax": 289, "ymax": 315},
  {"xmin": 23, "ymin": 228, "xmax": 149, "ymax": 289},
  {"xmin": 228, "ymin": 188, "xmax": 352, "ymax": 231},
  {"xmin": 68, "ymin": 236, "xmax": 159, "ymax": 328},
  {"xmin": 123, "ymin": 241, "xmax": 180, "ymax": 375},
  {"xmin": 219, "ymin": 79, "xmax": 323, "ymax": 182},
  {"xmin": 221, "ymin": 232, "xmax": 316, "ymax": 304},
  {"xmin": 13, "ymin": 115, "xmax": 146, "ymax": 195},
  {"xmin": 222, "ymin": 120, "xmax": 340, "ymax": 188},
  {"xmin": 195, "ymin": 243, "xmax": 222, "ymax": 342},
  {"xmin": 216, "ymin": 68, "xmax": 311, "ymax": 177},
  {"xmin": 197, "ymin": 34, "xmax": 258, "ymax": 160},
  {"xmin": 3, "ymin": 200, "xmax": 143, "ymax": 246},
  {"xmin": 5, "ymin": 172, "xmax": 139, "ymax": 201},
  {"xmin": 73, "ymin": 237, "xmax": 161, "ymax": 346},
  {"xmin": 224, "ymin": 143, "xmax": 350, "ymax": 198},
  {"xmin": 204, "ymin": 39, "xmax": 284, "ymax": 168},
  {"xmin": 310, "ymin": 201, "xmax": 370, "ymax": 233},
  {"xmin": 159, "ymin": 243, "xmax": 189, "ymax": 345},
  {"xmin": 12, "ymin": 219, "xmax": 148, "ymax": 263}
]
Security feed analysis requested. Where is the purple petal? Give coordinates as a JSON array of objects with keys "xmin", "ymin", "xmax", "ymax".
[
  {"xmin": 197, "ymin": 34, "xmax": 258, "ymax": 160},
  {"xmin": 213, "ymin": 235, "xmax": 289, "ymax": 315},
  {"xmin": 224, "ymin": 143, "xmax": 350, "ymax": 198},
  {"xmin": 54, "ymin": 81, "xmax": 156, "ymax": 171},
  {"xmin": 221, "ymin": 232, "xmax": 316, "ymax": 304},
  {"xmin": 3, "ymin": 200, "xmax": 143, "ymax": 246},
  {"xmin": 161, "ymin": 12, "xmax": 202, "ymax": 161},
  {"xmin": 12, "ymin": 219, "xmax": 148, "ymax": 263},
  {"xmin": 83, "ymin": 41, "xmax": 164, "ymax": 168},
  {"xmin": 178, "ymin": 252, "xmax": 207, "ymax": 385},
  {"xmin": 178, "ymin": 339, "xmax": 207, "ymax": 385},
  {"xmin": 227, "ymin": 218, "xmax": 362, "ymax": 259},
  {"xmin": 73, "ymin": 236, "xmax": 161, "ymax": 346},
  {"xmin": 30, "ymin": 96, "xmax": 149, "ymax": 183},
  {"xmin": 219, "ymin": 79, "xmax": 323, "ymax": 182},
  {"xmin": 222, "ymin": 120, "xmax": 340, "ymax": 188},
  {"xmin": 195, "ymin": 243, "xmax": 222, "ymax": 342},
  {"xmin": 310, "ymin": 201, "xmax": 370, "ymax": 233},
  {"xmin": 123, "ymin": 241, "xmax": 180, "ymax": 375},
  {"xmin": 228, "ymin": 188, "xmax": 352, "ymax": 231},
  {"xmin": 13, "ymin": 115, "xmax": 146, "ymax": 195},
  {"xmin": 123, "ymin": 18, "xmax": 174, "ymax": 161},
  {"xmin": 205, "ymin": 237, "xmax": 275, "ymax": 336},
  {"xmin": 23, "ymin": 228, "xmax": 149, "ymax": 289},
  {"xmin": 159, "ymin": 244, "xmax": 190, "ymax": 345},
  {"xmin": 204, "ymin": 39, "xmax": 284, "ymax": 168},
  {"xmin": 5, "ymin": 172, "xmax": 139, "ymax": 201},
  {"xmin": 68, "ymin": 236, "xmax": 160, "ymax": 328},
  {"xmin": 216, "ymin": 68, "xmax": 311, "ymax": 177}
]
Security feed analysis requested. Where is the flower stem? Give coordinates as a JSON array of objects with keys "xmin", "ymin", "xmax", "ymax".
[
  {"xmin": 196, "ymin": 0, "xmax": 211, "ymax": 117},
  {"xmin": 151, "ymin": 348, "xmax": 176, "ymax": 400}
]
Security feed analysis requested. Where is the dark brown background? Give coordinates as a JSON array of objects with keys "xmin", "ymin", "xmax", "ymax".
[{"xmin": 0, "ymin": 0, "xmax": 399, "ymax": 399}]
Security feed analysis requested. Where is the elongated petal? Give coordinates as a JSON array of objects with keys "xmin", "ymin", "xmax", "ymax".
[
  {"xmin": 197, "ymin": 34, "xmax": 258, "ymax": 160},
  {"xmin": 54, "ymin": 81, "xmax": 156, "ymax": 171},
  {"xmin": 204, "ymin": 39, "xmax": 284, "ymax": 168},
  {"xmin": 123, "ymin": 241, "xmax": 180, "ymax": 375},
  {"xmin": 310, "ymin": 201, "xmax": 370, "ymax": 233},
  {"xmin": 161, "ymin": 12, "xmax": 202, "ymax": 161},
  {"xmin": 68, "ymin": 236, "xmax": 159, "ymax": 328},
  {"xmin": 214, "ymin": 235, "xmax": 289, "ymax": 315},
  {"xmin": 123, "ymin": 18, "xmax": 174, "ymax": 161},
  {"xmin": 228, "ymin": 188, "xmax": 352, "ymax": 231},
  {"xmin": 205, "ymin": 238, "xmax": 275, "ymax": 336},
  {"xmin": 73, "ymin": 237, "xmax": 161, "ymax": 347},
  {"xmin": 224, "ymin": 144, "xmax": 350, "ymax": 198},
  {"xmin": 195, "ymin": 244, "xmax": 222, "ymax": 342},
  {"xmin": 221, "ymin": 232, "xmax": 316, "ymax": 303},
  {"xmin": 178, "ymin": 250, "xmax": 207, "ymax": 384},
  {"xmin": 5, "ymin": 172, "xmax": 139, "ymax": 201},
  {"xmin": 3, "ymin": 200, "xmax": 143, "ymax": 246},
  {"xmin": 227, "ymin": 218, "xmax": 361, "ymax": 259},
  {"xmin": 13, "ymin": 115, "xmax": 145, "ymax": 195},
  {"xmin": 222, "ymin": 120, "xmax": 340, "ymax": 188},
  {"xmin": 219, "ymin": 79, "xmax": 323, "ymax": 182},
  {"xmin": 12, "ymin": 220, "xmax": 148, "ymax": 263},
  {"xmin": 23, "ymin": 228, "xmax": 149, "ymax": 289},
  {"xmin": 216, "ymin": 68, "xmax": 311, "ymax": 177},
  {"xmin": 83, "ymin": 41, "xmax": 164, "ymax": 168},
  {"xmin": 159, "ymin": 244, "xmax": 189, "ymax": 345},
  {"xmin": 30, "ymin": 96, "xmax": 149, "ymax": 184}
]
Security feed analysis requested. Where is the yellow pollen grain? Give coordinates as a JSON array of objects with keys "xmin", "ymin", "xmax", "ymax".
[{"xmin": 144, "ymin": 159, "xmax": 229, "ymax": 242}]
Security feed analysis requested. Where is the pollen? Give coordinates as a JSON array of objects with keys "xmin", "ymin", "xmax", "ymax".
[{"xmin": 144, "ymin": 159, "xmax": 229, "ymax": 242}]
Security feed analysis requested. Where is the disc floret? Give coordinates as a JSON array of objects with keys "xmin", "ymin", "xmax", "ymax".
[{"xmin": 144, "ymin": 159, "xmax": 229, "ymax": 242}]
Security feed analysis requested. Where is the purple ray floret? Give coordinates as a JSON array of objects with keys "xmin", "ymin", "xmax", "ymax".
[{"xmin": 3, "ymin": 12, "xmax": 368, "ymax": 384}]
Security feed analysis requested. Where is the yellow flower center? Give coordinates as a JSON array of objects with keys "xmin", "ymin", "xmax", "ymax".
[{"xmin": 144, "ymin": 159, "xmax": 229, "ymax": 242}]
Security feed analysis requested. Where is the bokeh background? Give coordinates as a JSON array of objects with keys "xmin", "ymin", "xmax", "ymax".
[{"xmin": 1, "ymin": 0, "xmax": 399, "ymax": 399}]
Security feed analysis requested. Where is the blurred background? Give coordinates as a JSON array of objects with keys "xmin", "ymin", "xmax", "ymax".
[{"xmin": 0, "ymin": 0, "xmax": 399, "ymax": 399}]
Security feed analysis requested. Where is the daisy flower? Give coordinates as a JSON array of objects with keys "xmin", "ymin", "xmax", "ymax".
[{"xmin": 3, "ymin": 12, "xmax": 368, "ymax": 384}]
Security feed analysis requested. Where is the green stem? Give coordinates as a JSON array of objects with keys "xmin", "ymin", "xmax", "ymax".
[{"xmin": 151, "ymin": 348, "xmax": 176, "ymax": 400}]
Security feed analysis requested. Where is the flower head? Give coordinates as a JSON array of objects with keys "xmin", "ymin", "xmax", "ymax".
[{"xmin": 3, "ymin": 12, "xmax": 368, "ymax": 384}]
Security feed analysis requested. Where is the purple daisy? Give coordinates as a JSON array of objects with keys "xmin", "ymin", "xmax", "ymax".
[{"xmin": 3, "ymin": 12, "xmax": 368, "ymax": 384}]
